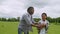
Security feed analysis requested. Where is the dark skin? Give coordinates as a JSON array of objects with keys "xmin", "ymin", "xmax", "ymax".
[
  {"xmin": 42, "ymin": 14, "xmax": 47, "ymax": 21},
  {"xmin": 37, "ymin": 14, "xmax": 47, "ymax": 30},
  {"xmin": 27, "ymin": 7, "xmax": 34, "ymax": 15},
  {"xmin": 27, "ymin": 7, "xmax": 38, "ymax": 27},
  {"xmin": 37, "ymin": 14, "xmax": 47, "ymax": 32}
]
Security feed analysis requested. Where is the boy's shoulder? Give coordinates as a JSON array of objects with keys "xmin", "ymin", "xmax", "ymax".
[
  {"xmin": 46, "ymin": 20, "xmax": 49, "ymax": 24},
  {"xmin": 38, "ymin": 20, "xmax": 49, "ymax": 23},
  {"xmin": 46, "ymin": 20, "xmax": 49, "ymax": 21},
  {"xmin": 39, "ymin": 20, "xmax": 42, "ymax": 22}
]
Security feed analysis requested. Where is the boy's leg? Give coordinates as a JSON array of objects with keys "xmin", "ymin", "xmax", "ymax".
[
  {"xmin": 38, "ymin": 30, "xmax": 40, "ymax": 34},
  {"xmin": 18, "ymin": 28, "xmax": 22, "ymax": 34},
  {"xmin": 37, "ymin": 29, "xmax": 40, "ymax": 34}
]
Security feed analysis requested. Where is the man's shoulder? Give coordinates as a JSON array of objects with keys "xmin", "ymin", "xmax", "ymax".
[{"xmin": 22, "ymin": 13, "xmax": 28, "ymax": 17}]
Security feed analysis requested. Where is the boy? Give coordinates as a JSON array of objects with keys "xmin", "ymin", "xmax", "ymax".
[{"xmin": 37, "ymin": 13, "xmax": 49, "ymax": 34}]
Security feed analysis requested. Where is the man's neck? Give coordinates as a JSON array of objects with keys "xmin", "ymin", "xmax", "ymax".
[{"xmin": 28, "ymin": 13, "xmax": 32, "ymax": 16}]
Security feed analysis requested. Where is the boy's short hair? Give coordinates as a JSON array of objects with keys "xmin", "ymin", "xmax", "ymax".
[{"xmin": 41, "ymin": 13, "xmax": 47, "ymax": 17}]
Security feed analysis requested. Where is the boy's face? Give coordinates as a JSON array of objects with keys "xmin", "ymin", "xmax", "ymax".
[
  {"xmin": 28, "ymin": 8, "xmax": 34, "ymax": 15},
  {"xmin": 42, "ymin": 14, "xmax": 47, "ymax": 20}
]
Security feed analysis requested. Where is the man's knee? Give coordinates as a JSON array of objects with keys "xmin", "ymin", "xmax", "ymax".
[{"xmin": 18, "ymin": 28, "xmax": 22, "ymax": 34}]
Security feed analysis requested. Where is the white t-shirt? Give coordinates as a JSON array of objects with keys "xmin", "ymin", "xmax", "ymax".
[{"xmin": 38, "ymin": 20, "xmax": 49, "ymax": 34}]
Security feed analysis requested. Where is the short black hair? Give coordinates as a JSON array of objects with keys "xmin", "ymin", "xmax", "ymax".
[
  {"xmin": 27, "ymin": 7, "xmax": 34, "ymax": 11},
  {"xmin": 41, "ymin": 13, "xmax": 47, "ymax": 17}
]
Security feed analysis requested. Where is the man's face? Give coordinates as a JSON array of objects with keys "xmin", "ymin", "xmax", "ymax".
[{"xmin": 28, "ymin": 8, "xmax": 34, "ymax": 15}]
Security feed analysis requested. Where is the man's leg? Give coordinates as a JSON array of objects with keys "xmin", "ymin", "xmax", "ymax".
[
  {"xmin": 18, "ymin": 28, "xmax": 22, "ymax": 34},
  {"xmin": 27, "ymin": 31, "xmax": 29, "ymax": 34},
  {"xmin": 24, "ymin": 31, "xmax": 29, "ymax": 34}
]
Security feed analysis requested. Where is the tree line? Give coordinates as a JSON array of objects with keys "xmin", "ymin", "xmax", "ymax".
[
  {"xmin": 0, "ymin": 17, "xmax": 60, "ymax": 23},
  {"xmin": 34, "ymin": 17, "xmax": 60, "ymax": 23},
  {"xmin": 0, "ymin": 17, "xmax": 20, "ymax": 22}
]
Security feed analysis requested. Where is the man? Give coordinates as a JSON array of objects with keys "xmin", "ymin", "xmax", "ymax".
[{"xmin": 18, "ymin": 7, "xmax": 37, "ymax": 34}]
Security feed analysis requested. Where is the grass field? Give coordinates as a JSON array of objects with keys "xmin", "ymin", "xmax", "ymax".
[{"xmin": 0, "ymin": 21, "xmax": 60, "ymax": 34}]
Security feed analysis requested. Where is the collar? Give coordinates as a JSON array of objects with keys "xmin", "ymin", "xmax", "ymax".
[
  {"xmin": 27, "ymin": 13, "xmax": 32, "ymax": 17},
  {"xmin": 41, "ymin": 19, "xmax": 46, "ymax": 22}
]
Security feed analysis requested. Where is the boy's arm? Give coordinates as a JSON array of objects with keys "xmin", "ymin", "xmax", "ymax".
[{"xmin": 45, "ymin": 21, "xmax": 49, "ymax": 32}]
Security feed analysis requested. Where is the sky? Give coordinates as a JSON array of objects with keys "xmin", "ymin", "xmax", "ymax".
[{"xmin": 0, "ymin": 0, "xmax": 60, "ymax": 18}]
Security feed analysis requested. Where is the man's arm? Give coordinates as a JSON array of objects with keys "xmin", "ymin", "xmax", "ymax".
[
  {"xmin": 24, "ymin": 15, "xmax": 33, "ymax": 26},
  {"xmin": 24, "ymin": 15, "xmax": 37, "ymax": 26},
  {"xmin": 31, "ymin": 18, "xmax": 38, "ymax": 25}
]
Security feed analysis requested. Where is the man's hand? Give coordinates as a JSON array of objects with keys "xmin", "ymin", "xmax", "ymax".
[
  {"xmin": 31, "ymin": 24, "xmax": 38, "ymax": 27},
  {"xmin": 32, "ymin": 22, "xmax": 38, "ymax": 25}
]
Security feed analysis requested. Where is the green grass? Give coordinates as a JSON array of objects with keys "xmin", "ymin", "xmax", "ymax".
[
  {"xmin": 0, "ymin": 21, "xmax": 18, "ymax": 34},
  {"xmin": 0, "ymin": 21, "xmax": 60, "ymax": 34}
]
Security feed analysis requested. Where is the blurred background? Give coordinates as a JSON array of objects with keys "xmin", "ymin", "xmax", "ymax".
[{"xmin": 0, "ymin": 0, "xmax": 60, "ymax": 34}]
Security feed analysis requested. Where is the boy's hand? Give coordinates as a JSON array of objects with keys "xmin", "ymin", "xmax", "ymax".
[
  {"xmin": 37, "ymin": 24, "xmax": 42, "ymax": 29},
  {"xmin": 37, "ymin": 24, "xmax": 46, "ymax": 29}
]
